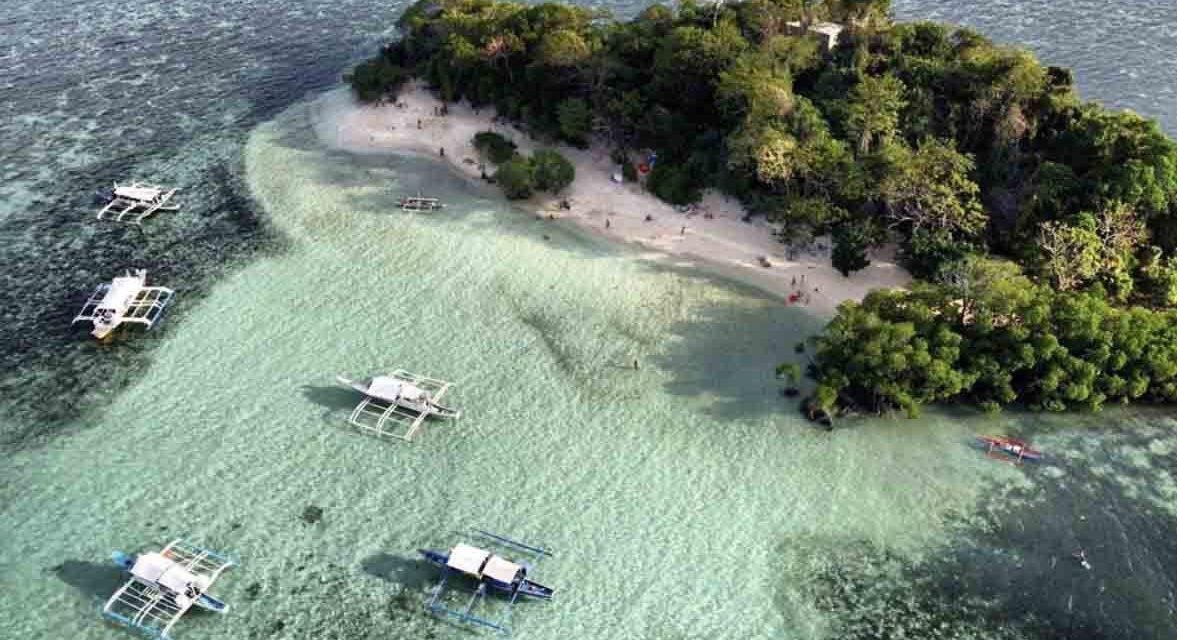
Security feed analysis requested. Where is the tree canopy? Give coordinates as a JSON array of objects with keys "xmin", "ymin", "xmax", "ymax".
[{"xmin": 348, "ymin": 0, "xmax": 1177, "ymax": 417}]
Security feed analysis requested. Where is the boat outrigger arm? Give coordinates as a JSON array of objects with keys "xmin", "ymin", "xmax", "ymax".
[
  {"xmin": 72, "ymin": 269, "xmax": 174, "ymax": 340},
  {"xmin": 102, "ymin": 538, "xmax": 236, "ymax": 639},
  {"xmin": 336, "ymin": 370, "xmax": 459, "ymax": 442},
  {"xmin": 97, "ymin": 182, "xmax": 180, "ymax": 223},
  {"xmin": 423, "ymin": 530, "xmax": 554, "ymax": 635}
]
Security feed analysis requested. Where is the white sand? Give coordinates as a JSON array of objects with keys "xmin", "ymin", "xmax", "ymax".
[{"xmin": 316, "ymin": 82, "xmax": 910, "ymax": 314}]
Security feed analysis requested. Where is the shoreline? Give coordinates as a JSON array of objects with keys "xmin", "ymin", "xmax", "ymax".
[{"xmin": 314, "ymin": 82, "xmax": 911, "ymax": 315}]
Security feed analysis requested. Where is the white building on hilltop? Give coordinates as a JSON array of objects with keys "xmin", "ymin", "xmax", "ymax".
[{"xmin": 785, "ymin": 21, "xmax": 844, "ymax": 53}]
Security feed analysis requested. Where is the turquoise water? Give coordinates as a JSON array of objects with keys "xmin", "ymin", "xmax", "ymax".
[
  {"xmin": 3, "ymin": 1, "xmax": 1177, "ymax": 638},
  {"xmin": 2, "ymin": 94, "xmax": 1022, "ymax": 640}
]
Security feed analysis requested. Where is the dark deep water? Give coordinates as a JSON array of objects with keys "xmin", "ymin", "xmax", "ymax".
[{"xmin": 0, "ymin": 0, "xmax": 405, "ymax": 444}]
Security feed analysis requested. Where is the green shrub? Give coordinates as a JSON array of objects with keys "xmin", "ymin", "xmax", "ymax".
[
  {"xmin": 556, "ymin": 98, "xmax": 592, "ymax": 147},
  {"xmin": 832, "ymin": 221, "xmax": 874, "ymax": 276},
  {"xmin": 532, "ymin": 150, "xmax": 576, "ymax": 193},
  {"xmin": 473, "ymin": 131, "xmax": 518, "ymax": 165},
  {"xmin": 496, "ymin": 155, "xmax": 534, "ymax": 199},
  {"xmin": 646, "ymin": 162, "xmax": 701, "ymax": 205},
  {"xmin": 345, "ymin": 58, "xmax": 407, "ymax": 103}
]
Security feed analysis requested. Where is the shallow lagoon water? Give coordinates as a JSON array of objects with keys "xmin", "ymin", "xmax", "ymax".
[
  {"xmin": 5, "ymin": 90, "xmax": 1175, "ymax": 640},
  {"xmin": 2, "ymin": 94, "xmax": 1020, "ymax": 640}
]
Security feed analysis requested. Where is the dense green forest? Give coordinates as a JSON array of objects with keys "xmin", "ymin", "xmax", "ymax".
[{"xmin": 349, "ymin": 0, "xmax": 1177, "ymax": 416}]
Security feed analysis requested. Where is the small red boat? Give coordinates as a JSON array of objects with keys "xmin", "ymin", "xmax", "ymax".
[{"xmin": 975, "ymin": 435, "xmax": 1043, "ymax": 463}]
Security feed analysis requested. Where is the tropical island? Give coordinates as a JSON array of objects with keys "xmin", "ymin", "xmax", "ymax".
[{"xmin": 346, "ymin": 0, "xmax": 1177, "ymax": 419}]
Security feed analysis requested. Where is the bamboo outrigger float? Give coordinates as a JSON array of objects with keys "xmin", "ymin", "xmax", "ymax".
[
  {"xmin": 422, "ymin": 530, "xmax": 554, "ymax": 635},
  {"xmin": 102, "ymin": 538, "xmax": 236, "ymax": 639},
  {"xmin": 96, "ymin": 182, "xmax": 179, "ymax": 223},
  {"xmin": 73, "ymin": 269, "xmax": 174, "ymax": 341},
  {"xmin": 336, "ymin": 369, "xmax": 459, "ymax": 441}
]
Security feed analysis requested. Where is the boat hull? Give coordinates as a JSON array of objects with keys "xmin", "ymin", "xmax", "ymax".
[
  {"xmin": 110, "ymin": 552, "xmax": 229, "ymax": 613},
  {"xmin": 516, "ymin": 579, "xmax": 554, "ymax": 600},
  {"xmin": 340, "ymin": 377, "xmax": 458, "ymax": 419},
  {"xmin": 419, "ymin": 549, "xmax": 553, "ymax": 599},
  {"xmin": 975, "ymin": 436, "xmax": 1043, "ymax": 461},
  {"xmin": 195, "ymin": 592, "xmax": 229, "ymax": 613}
]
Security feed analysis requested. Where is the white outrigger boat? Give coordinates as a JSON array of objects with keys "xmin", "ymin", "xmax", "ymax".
[
  {"xmin": 72, "ymin": 269, "xmax": 174, "ymax": 341},
  {"xmin": 96, "ymin": 182, "xmax": 179, "ymax": 223},
  {"xmin": 102, "ymin": 538, "xmax": 235, "ymax": 639},
  {"xmin": 398, "ymin": 193, "xmax": 445, "ymax": 211},
  {"xmin": 423, "ymin": 530, "xmax": 554, "ymax": 635},
  {"xmin": 337, "ymin": 370, "xmax": 459, "ymax": 441}
]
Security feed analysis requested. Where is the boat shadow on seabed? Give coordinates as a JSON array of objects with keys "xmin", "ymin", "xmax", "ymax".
[
  {"xmin": 361, "ymin": 553, "xmax": 437, "ymax": 591},
  {"xmin": 50, "ymin": 560, "xmax": 127, "ymax": 601},
  {"xmin": 300, "ymin": 384, "xmax": 359, "ymax": 411}
]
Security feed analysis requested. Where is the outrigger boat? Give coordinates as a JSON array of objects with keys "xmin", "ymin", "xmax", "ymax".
[
  {"xmin": 976, "ymin": 435, "xmax": 1043, "ymax": 463},
  {"xmin": 422, "ymin": 530, "xmax": 554, "ymax": 634},
  {"xmin": 102, "ymin": 538, "xmax": 235, "ymax": 639},
  {"xmin": 96, "ymin": 182, "xmax": 180, "ymax": 223},
  {"xmin": 398, "ymin": 192, "xmax": 445, "ymax": 211},
  {"xmin": 72, "ymin": 269, "xmax": 174, "ymax": 341},
  {"xmin": 336, "ymin": 370, "xmax": 459, "ymax": 441}
]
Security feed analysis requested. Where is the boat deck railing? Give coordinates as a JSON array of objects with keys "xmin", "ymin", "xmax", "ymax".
[
  {"xmin": 73, "ymin": 285, "xmax": 175, "ymax": 331},
  {"xmin": 425, "ymin": 530, "xmax": 552, "ymax": 635},
  {"xmin": 97, "ymin": 184, "xmax": 179, "ymax": 224},
  {"xmin": 344, "ymin": 369, "xmax": 456, "ymax": 442}
]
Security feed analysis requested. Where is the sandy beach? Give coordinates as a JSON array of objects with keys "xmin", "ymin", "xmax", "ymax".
[{"xmin": 316, "ymin": 82, "xmax": 910, "ymax": 314}]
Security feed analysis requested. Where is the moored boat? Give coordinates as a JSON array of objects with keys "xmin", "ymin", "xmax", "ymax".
[
  {"xmin": 421, "ymin": 544, "xmax": 554, "ymax": 600},
  {"xmin": 422, "ymin": 530, "xmax": 555, "ymax": 634},
  {"xmin": 975, "ymin": 435, "xmax": 1043, "ymax": 462},
  {"xmin": 337, "ymin": 373, "xmax": 460, "ymax": 419},
  {"xmin": 398, "ymin": 193, "xmax": 445, "ymax": 211},
  {"xmin": 95, "ymin": 181, "xmax": 180, "ymax": 223},
  {"xmin": 102, "ymin": 538, "xmax": 235, "ymax": 639},
  {"xmin": 72, "ymin": 269, "xmax": 174, "ymax": 341}
]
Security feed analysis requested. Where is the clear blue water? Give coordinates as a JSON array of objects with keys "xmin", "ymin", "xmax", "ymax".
[
  {"xmin": 1, "ymin": 2, "xmax": 1176, "ymax": 639},
  {"xmin": 893, "ymin": 0, "xmax": 1177, "ymax": 136}
]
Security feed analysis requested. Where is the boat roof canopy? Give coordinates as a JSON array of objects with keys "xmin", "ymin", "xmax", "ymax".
[
  {"xmin": 367, "ymin": 377, "xmax": 405, "ymax": 398},
  {"xmin": 98, "ymin": 275, "xmax": 146, "ymax": 308},
  {"xmin": 482, "ymin": 555, "xmax": 522, "ymax": 583},
  {"xmin": 131, "ymin": 553, "xmax": 201, "ymax": 594},
  {"xmin": 115, "ymin": 185, "xmax": 163, "ymax": 201},
  {"xmin": 447, "ymin": 544, "xmax": 490, "ymax": 576}
]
